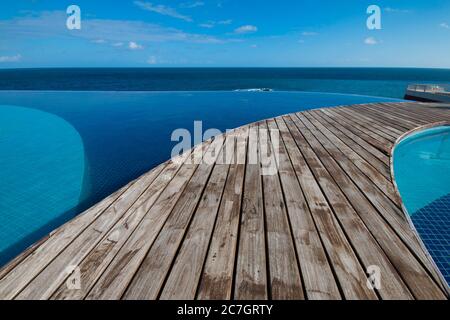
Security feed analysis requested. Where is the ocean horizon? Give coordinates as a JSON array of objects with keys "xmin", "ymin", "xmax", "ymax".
[{"xmin": 1, "ymin": 67, "xmax": 450, "ymax": 99}]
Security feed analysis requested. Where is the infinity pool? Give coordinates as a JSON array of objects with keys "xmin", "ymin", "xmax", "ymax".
[
  {"xmin": 393, "ymin": 125, "xmax": 450, "ymax": 285},
  {"xmin": 0, "ymin": 91, "xmax": 399, "ymax": 265}
]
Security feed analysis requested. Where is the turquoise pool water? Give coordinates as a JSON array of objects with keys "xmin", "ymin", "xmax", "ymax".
[
  {"xmin": 0, "ymin": 91, "xmax": 400, "ymax": 265},
  {"xmin": 393, "ymin": 126, "xmax": 450, "ymax": 285}
]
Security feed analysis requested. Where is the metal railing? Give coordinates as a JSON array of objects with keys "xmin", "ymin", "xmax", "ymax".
[{"xmin": 407, "ymin": 84, "xmax": 450, "ymax": 95}]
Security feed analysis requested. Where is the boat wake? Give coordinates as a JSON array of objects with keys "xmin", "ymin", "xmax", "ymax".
[{"xmin": 234, "ymin": 88, "xmax": 274, "ymax": 92}]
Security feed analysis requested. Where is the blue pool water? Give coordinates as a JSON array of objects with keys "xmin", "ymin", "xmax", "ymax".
[
  {"xmin": 393, "ymin": 126, "xmax": 450, "ymax": 285},
  {"xmin": 0, "ymin": 91, "xmax": 400, "ymax": 265}
]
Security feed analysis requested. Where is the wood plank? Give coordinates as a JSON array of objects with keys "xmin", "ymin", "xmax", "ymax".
[
  {"xmin": 376, "ymin": 103, "xmax": 446, "ymax": 123},
  {"xmin": 318, "ymin": 109, "xmax": 389, "ymax": 164},
  {"xmin": 15, "ymin": 161, "xmax": 168, "ymax": 300},
  {"xmin": 51, "ymin": 150, "xmax": 194, "ymax": 300},
  {"xmin": 292, "ymin": 113, "xmax": 446, "ymax": 291},
  {"xmin": 122, "ymin": 136, "xmax": 226, "ymax": 299},
  {"xmin": 338, "ymin": 104, "xmax": 404, "ymax": 135},
  {"xmin": 332, "ymin": 107, "xmax": 405, "ymax": 141},
  {"xmin": 282, "ymin": 115, "xmax": 415, "ymax": 299},
  {"xmin": 0, "ymin": 178, "xmax": 134, "ymax": 299},
  {"xmin": 259, "ymin": 122, "xmax": 304, "ymax": 300},
  {"xmin": 86, "ymin": 141, "xmax": 212, "ymax": 300},
  {"xmin": 268, "ymin": 118, "xmax": 341, "ymax": 300},
  {"xmin": 196, "ymin": 128, "xmax": 249, "ymax": 300},
  {"xmin": 335, "ymin": 107, "xmax": 400, "ymax": 140},
  {"xmin": 351, "ymin": 104, "xmax": 416, "ymax": 130},
  {"xmin": 303, "ymin": 111, "xmax": 401, "ymax": 206},
  {"xmin": 320, "ymin": 108, "xmax": 393, "ymax": 153},
  {"xmin": 284, "ymin": 115, "xmax": 446, "ymax": 299},
  {"xmin": 276, "ymin": 117, "xmax": 377, "ymax": 300},
  {"xmin": 159, "ymin": 164, "xmax": 229, "ymax": 300},
  {"xmin": 234, "ymin": 123, "xmax": 268, "ymax": 300},
  {"xmin": 159, "ymin": 130, "xmax": 248, "ymax": 300},
  {"xmin": 0, "ymin": 235, "xmax": 49, "ymax": 281},
  {"xmin": 355, "ymin": 104, "xmax": 420, "ymax": 130},
  {"xmin": 293, "ymin": 113, "xmax": 410, "ymax": 233},
  {"xmin": 310, "ymin": 109, "xmax": 390, "ymax": 179}
]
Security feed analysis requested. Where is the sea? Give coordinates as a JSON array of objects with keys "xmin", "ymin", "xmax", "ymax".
[{"xmin": 1, "ymin": 67, "xmax": 450, "ymax": 98}]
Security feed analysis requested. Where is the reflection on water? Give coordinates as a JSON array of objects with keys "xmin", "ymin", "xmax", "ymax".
[
  {"xmin": 394, "ymin": 126, "xmax": 450, "ymax": 214},
  {"xmin": 0, "ymin": 105, "xmax": 87, "ymax": 265}
]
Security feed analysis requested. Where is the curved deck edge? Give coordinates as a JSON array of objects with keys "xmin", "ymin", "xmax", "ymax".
[
  {"xmin": 0, "ymin": 102, "xmax": 449, "ymax": 300},
  {"xmin": 390, "ymin": 121, "xmax": 450, "ymax": 294}
]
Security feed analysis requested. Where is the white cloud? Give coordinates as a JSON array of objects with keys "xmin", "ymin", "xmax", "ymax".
[
  {"xmin": 440, "ymin": 22, "xmax": 450, "ymax": 29},
  {"xmin": 112, "ymin": 42, "xmax": 124, "ymax": 47},
  {"xmin": 364, "ymin": 37, "xmax": 379, "ymax": 45},
  {"xmin": 147, "ymin": 56, "xmax": 157, "ymax": 64},
  {"xmin": 199, "ymin": 19, "xmax": 232, "ymax": 28},
  {"xmin": 302, "ymin": 31, "xmax": 318, "ymax": 36},
  {"xmin": 128, "ymin": 41, "xmax": 143, "ymax": 50},
  {"xmin": 92, "ymin": 39, "xmax": 106, "ymax": 44},
  {"xmin": 134, "ymin": 1, "xmax": 192, "ymax": 22},
  {"xmin": 0, "ymin": 11, "xmax": 222, "ymax": 44},
  {"xmin": 180, "ymin": 1, "xmax": 204, "ymax": 8},
  {"xmin": 385, "ymin": 7, "xmax": 411, "ymax": 13},
  {"xmin": 218, "ymin": 19, "xmax": 232, "ymax": 25},
  {"xmin": 250, "ymin": 44, "xmax": 257, "ymax": 48},
  {"xmin": 234, "ymin": 25, "xmax": 257, "ymax": 34},
  {"xmin": 0, "ymin": 54, "xmax": 21, "ymax": 62},
  {"xmin": 199, "ymin": 23, "xmax": 214, "ymax": 28}
]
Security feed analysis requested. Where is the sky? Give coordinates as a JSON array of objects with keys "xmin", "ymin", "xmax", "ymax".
[{"xmin": 0, "ymin": 0, "xmax": 449, "ymax": 68}]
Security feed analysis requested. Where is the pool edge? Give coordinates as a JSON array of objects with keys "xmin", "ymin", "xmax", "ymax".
[{"xmin": 390, "ymin": 121, "xmax": 450, "ymax": 294}]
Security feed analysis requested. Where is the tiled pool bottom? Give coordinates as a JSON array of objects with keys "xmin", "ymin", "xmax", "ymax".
[{"xmin": 411, "ymin": 193, "xmax": 450, "ymax": 285}]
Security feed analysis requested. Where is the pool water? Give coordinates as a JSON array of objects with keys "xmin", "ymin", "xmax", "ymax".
[
  {"xmin": 0, "ymin": 91, "xmax": 399, "ymax": 265},
  {"xmin": 393, "ymin": 126, "xmax": 450, "ymax": 285}
]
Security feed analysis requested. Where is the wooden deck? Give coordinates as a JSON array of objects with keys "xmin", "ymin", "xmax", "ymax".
[{"xmin": 1, "ymin": 102, "xmax": 449, "ymax": 300}]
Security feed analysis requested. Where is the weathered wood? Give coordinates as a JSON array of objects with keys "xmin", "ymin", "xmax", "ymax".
[
  {"xmin": 196, "ymin": 128, "xmax": 249, "ymax": 300},
  {"xmin": 0, "ymin": 235, "xmax": 48, "ymax": 281},
  {"xmin": 335, "ymin": 107, "xmax": 400, "ymax": 140},
  {"xmin": 359, "ymin": 104, "xmax": 422, "ymax": 129},
  {"xmin": 270, "ymin": 118, "xmax": 341, "ymax": 300},
  {"xmin": 320, "ymin": 108, "xmax": 393, "ymax": 153},
  {"xmin": 122, "ymin": 136, "xmax": 226, "ymax": 299},
  {"xmin": 0, "ymin": 180, "xmax": 133, "ymax": 299},
  {"xmin": 259, "ymin": 121, "xmax": 304, "ymax": 300},
  {"xmin": 51, "ymin": 150, "xmax": 193, "ymax": 300},
  {"xmin": 292, "ymin": 113, "xmax": 446, "ymax": 291},
  {"xmin": 310, "ymin": 110, "xmax": 390, "ymax": 178},
  {"xmin": 233, "ymin": 123, "xmax": 268, "ymax": 300},
  {"xmin": 277, "ymin": 117, "xmax": 377, "ymax": 300},
  {"xmin": 86, "ymin": 141, "xmax": 212, "ymax": 299},
  {"xmin": 284, "ymin": 115, "xmax": 445, "ymax": 299},
  {"xmin": 303, "ymin": 111, "xmax": 401, "ymax": 206},
  {"xmin": 159, "ymin": 130, "xmax": 247, "ymax": 300},
  {"xmin": 318, "ymin": 109, "xmax": 389, "ymax": 164},
  {"xmin": 234, "ymin": 124, "xmax": 268, "ymax": 300},
  {"xmin": 1, "ymin": 102, "xmax": 448, "ymax": 300},
  {"xmin": 16, "ymin": 162, "xmax": 167, "ymax": 300}
]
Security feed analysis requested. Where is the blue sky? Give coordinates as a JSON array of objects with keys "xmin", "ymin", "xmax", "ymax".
[{"xmin": 0, "ymin": 0, "xmax": 449, "ymax": 68}]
